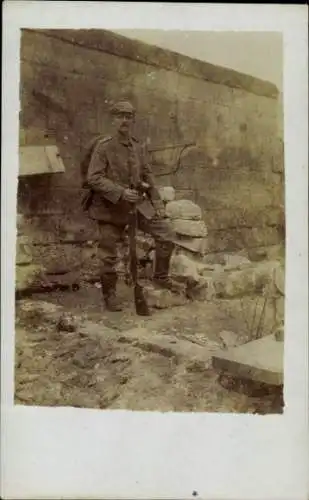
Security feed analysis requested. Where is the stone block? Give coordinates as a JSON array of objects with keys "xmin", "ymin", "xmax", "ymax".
[
  {"xmin": 170, "ymin": 252, "xmax": 201, "ymax": 285},
  {"xmin": 30, "ymin": 243, "xmax": 86, "ymax": 275},
  {"xmin": 143, "ymin": 284, "xmax": 188, "ymax": 309},
  {"xmin": 174, "ymin": 236, "xmax": 208, "ymax": 255},
  {"xmin": 166, "ymin": 200, "xmax": 202, "ymax": 221},
  {"xmin": 172, "ymin": 219, "xmax": 208, "ymax": 238},
  {"xmin": 158, "ymin": 186, "xmax": 175, "ymax": 203},
  {"xmin": 204, "ymin": 206, "xmax": 283, "ymax": 231},
  {"xmin": 16, "ymin": 236, "xmax": 33, "ymax": 265},
  {"xmin": 213, "ymin": 261, "xmax": 281, "ymax": 299},
  {"xmin": 15, "ymin": 264, "xmax": 46, "ymax": 292},
  {"xmin": 115, "ymin": 327, "xmax": 217, "ymax": 366},
  {"xmin": 17, "ymin": 215, "xmax": 59, "ymax": 245},
  {"xmin": 212, "ymin": 334, "xmax": 283, "ymax": 386},
  {"xmin": 16, "ymin": 214, "xmax": 26, "ymax": 235},
  {"xmin": 186, "ymin": 276, "xmax": 216, "ymax": 302},
  {"xmin": 207, "ymin": 226, "xmax": 282, "ymax": 253},
  {"xmin": 248, "ymin": 248, "xmax": 268, "ymax": 262},
  {"xmin": 223, "ymin": 254, "xmax": 251, "ymax": 270},
  {"xmin": 17, "ymin": 299, "xmax": 64, "ymax": 325}
]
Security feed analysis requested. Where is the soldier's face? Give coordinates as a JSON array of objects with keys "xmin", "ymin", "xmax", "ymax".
[{"xmin": 113, "ymin": 112, "xmax": 134, "ymax": 135}]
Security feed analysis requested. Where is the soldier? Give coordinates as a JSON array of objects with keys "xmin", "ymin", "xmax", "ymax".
[{"xmin": 85, "ymin": 100, "xmax": 177, "ymax": 311}]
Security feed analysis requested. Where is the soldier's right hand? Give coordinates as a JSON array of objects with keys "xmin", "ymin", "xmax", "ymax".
[{"xmin": 122, "ymin": 188, "xmax": 140, "ymax": 203}]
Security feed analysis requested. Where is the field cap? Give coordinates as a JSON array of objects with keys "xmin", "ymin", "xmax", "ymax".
[{"xmin": 111, "ymin": 100, "xmax": 135, "ymax": 115}]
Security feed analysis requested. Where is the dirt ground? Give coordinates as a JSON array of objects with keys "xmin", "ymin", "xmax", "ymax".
[{"xmin": 15, "ymin": 281, "xmax": 283, "ymax": 414}]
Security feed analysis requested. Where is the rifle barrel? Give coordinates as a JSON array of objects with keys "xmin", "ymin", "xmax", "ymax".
[{"xmin": 148, "ymin": 142, "xmax": 196, "ymax": 152}]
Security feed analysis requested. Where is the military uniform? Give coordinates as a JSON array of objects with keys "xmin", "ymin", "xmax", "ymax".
[{"xmin": 85, "ymin": 115, "xmax": 176, "ymax": 309}]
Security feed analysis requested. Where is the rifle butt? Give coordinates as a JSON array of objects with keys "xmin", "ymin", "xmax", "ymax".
[{"xmin": 134, "ymin": 284, "xmax": 151, "ymax": 316}]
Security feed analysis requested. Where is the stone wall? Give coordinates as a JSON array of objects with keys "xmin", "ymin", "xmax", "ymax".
[{"xmin": 18, "ymin": 28, "xmax": 284, "ymax": 277}]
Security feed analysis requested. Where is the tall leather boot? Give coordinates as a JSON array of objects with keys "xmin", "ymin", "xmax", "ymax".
[
  {"xmin": 153, "ymin": 242, "xmax": 181, "ymax": 293},
  {"xmin": 100, "ymin": 273, "xmax": 123, "ymax": 312}
]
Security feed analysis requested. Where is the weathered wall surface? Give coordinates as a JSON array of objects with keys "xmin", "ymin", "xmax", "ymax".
[{"xmin": 18, "ymin": 28, "xmax": 284, "ymax": 275}]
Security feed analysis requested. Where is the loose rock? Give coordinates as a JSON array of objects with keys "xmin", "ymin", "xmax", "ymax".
[
  {"xmin": 159, "ymin": 186, "xmax": 175, "ymax": 203},
  {"xmin": 274, "ymin": 324, "xmax": 284, "ymax": 342},
  {"xmin": 223, "ymin": 254, "xmax": 251, "ymax": 270},
  {"xmin": 15, "ymin": 265, "xmax": 47, "ymax": 292},
  {"xmin": 170, "ymin": 253, "xmax": 201, "ymax": 285},
  {"xmin": 16, "ymin": 236, "xmax": 33, "ymax": 265},
  {"xmin": 175, "ymin": 236, "xmax": 208, "ymax": 255},
  {"xmin": 165, "ymin": 200, "xmax": 202, "ymax": 221},
  {"xmin": 186, "ymin": 277, "xmax": 216, "ymax": 301},
  {"xmin": 57, "ymin": 312, "xmax": 78, "ymax": 332},
  {"xmin": 219, "ymin": 330, "xmax": 239, "ymax": 349},
  {"xmin": 214, "ymin": 261, "xmax": 281, "ymax": 299},
  {"xmin": 172, "ymin": 219, "xmax": 208, "ymax": 238},
  {"xmin": 17, "ymin": 300, "xmax": 64, "ymax": 326},
  {"xmin": 144, "ymin": 284, "xmax": 188, "ymax": 309}
]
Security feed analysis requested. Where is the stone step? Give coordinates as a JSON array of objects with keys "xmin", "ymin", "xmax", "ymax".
[{"xmin": 211, "ymin": 334, "xmax": 283, "ymax": 386}]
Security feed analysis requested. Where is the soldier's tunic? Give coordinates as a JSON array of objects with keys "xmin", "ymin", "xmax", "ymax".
[{"xmin": 86, "ymin": 134, "xmax": 176, "ymax": 276}]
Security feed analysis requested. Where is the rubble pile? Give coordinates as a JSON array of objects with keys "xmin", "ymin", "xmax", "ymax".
[{"xmin": 15, "ymin": 188, "xmax": 284, "ymax": 322}]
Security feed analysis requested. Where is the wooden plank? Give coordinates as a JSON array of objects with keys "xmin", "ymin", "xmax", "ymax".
[{"xmin": 19, "ymin": 145, "xmax": 65, "ymax": 176}]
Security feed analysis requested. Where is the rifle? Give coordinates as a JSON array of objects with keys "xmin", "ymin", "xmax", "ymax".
[{"xmin": 128, "ymin": 185, "xmax": 151, "ymax": 316}]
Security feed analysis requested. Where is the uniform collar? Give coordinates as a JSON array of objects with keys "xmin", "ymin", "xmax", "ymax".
[{"xmin": 117, "ymin": 134, "xmax": 134, "ymax": 147}]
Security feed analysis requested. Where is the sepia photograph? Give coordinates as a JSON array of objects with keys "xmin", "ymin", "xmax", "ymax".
[{"xmin": 15, "ymin": 27, "xmax": 285, "ymax": 415}]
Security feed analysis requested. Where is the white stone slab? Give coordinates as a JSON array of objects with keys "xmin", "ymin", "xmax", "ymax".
[{"xmin": 212, "ymin": 334, "xmax": 284, "ymax": 386}]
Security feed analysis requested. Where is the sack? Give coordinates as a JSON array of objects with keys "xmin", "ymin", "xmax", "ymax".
[{"xmin": 80, "ymin": 135, "xmax": 112, "ymax": 211}]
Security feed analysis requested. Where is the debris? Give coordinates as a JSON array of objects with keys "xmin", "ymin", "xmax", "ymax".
[
  {"xmin": 57, "ymin": 312, "xmax": 78, "ymax": 332},
  {"xmin": 186, "ymin": 359, "xmax": 210, "ymax": 373},
  {"xmin": 218, "ymin": 330, "xmax": 239, "ymax": 349},
  {"xmin": 17, "ymin": 299, "xmax": 64, "ymax": 326}
]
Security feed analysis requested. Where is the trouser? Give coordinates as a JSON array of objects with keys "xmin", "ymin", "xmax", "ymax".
[{"xmin": 97, "ymin": 212, "xmax": 176, "ymax": 281}]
